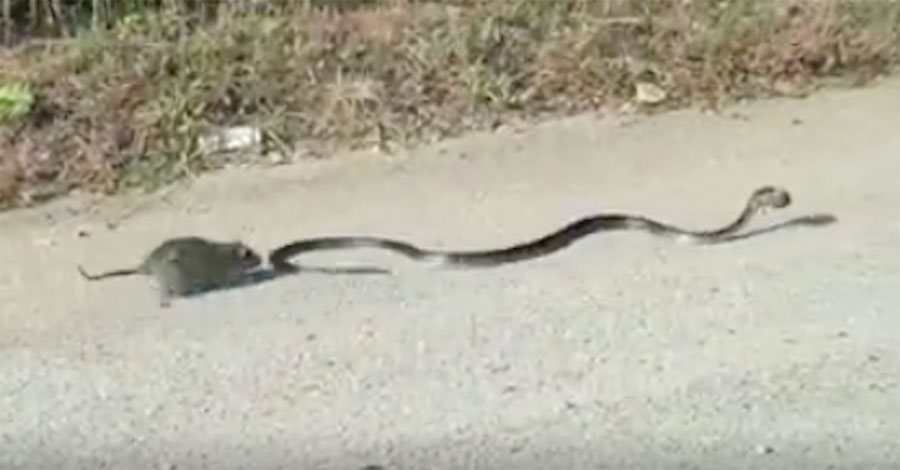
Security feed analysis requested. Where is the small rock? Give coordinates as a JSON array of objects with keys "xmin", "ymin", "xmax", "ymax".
[
  {"xmin": 34, "ymin": 235, "xmax": 57, "ymax": 247},
  {"xmin": 618, "ymin": 101, "xmax": 638, "ymax": 114},
  {"xmin": 773, "ymin": 79, "xmax": 809, "ymax": 98},
  {"xmin": 198, "ymin": 125, "xmax": 262, "ymax": 154},
  {"xmin": 634, "ymin": 81, "xmax": 667, "ymax": 104},
  {"xmin": 755, "ymin": 444, "xmax": 775, "ymax": 455},
  {"xmin": 267, "ymin": 151, "xmax": 289, "ymax": 166}
]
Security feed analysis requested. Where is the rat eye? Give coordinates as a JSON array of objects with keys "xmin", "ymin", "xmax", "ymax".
[{"xmin": 239, "ymin": 246, "xmax": 257, "ymax": 260}]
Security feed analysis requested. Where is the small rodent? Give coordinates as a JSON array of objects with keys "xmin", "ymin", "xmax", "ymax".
[{"xmin": 78, "ymin": 236, "xmax": 263, "ymax": 307}]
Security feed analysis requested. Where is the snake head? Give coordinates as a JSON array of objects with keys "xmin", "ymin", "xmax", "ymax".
[{"xmin": 750, "ymin": 186, "xmax": 791, "ymax": 211}]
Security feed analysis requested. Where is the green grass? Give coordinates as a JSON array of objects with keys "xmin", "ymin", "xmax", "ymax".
[{"xmin": 0, "ymin": 0, "xmax": 897, "ymax": 209}]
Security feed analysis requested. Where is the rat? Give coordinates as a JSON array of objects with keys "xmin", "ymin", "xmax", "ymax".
[{"xmin": 78, "ymin": 236, "xmax": 263, "ymax": 307}]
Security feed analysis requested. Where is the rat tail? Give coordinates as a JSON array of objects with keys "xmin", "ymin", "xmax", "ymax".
[{"xmin": 77, "ymin": 265, "xmax": 140, "ymax": 280}]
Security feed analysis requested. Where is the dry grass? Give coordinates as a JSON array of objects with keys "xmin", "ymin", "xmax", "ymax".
[{"xmin": 0, "ymin": 0, "xmax": 897, "ymax": 209}]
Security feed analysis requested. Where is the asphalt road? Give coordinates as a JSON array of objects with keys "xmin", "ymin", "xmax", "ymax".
[{"xmin": 1, "ymin": 77, "xmax": 898, "ymax": 469}]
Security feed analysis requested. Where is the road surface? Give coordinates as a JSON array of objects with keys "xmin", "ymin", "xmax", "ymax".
[{"xmin": 1, "ymin": 77, "xmax": 898, "ymax": 469}]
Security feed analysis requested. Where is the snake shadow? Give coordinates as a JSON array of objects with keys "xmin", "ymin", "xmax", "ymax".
[
  {"xmin": 204, "ymin": 264, "xmax": 391, "ymax": 298},
  {"xmin": 711, "ymin": 212, "xmax": 837, "ymax": 243}
]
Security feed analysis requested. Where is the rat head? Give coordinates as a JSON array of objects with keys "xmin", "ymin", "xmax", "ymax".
[
  {"xmin": 227, "ymin": 242, "xmax": 263, "ymax": 271},
  {"xmin": 749, "ymin": 186, "xmax": 791, "ymax": 212}
]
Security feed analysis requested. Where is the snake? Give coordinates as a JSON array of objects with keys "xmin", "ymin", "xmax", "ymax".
[{"xmin": 268, "ymin": 186, "xmax": 836, "ymax": 273}]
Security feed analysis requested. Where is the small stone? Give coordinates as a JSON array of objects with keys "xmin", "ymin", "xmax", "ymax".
[
  {"xmin": 619, "ymin": 101, "xmax": 638, "ymax": 114},
  {"xmin": 267, "ymin": 151, "xmax": 289, "ymax": 166},
  {"xmin": 198, "ymin": 125, "xmax": 262, "ymax": 154},
  {"xmin": 34, "ymin": 237, "xmax": 56, "ymax": 247},
  {"xmin": 755, "ymin": 444, "xmax": 775, "ymax": 455},
  {"xmin": 634, "ymin": 81, "xmax": 667, "ymax": 104}
]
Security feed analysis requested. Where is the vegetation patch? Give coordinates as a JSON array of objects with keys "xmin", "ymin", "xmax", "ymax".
[{"xmin": 0, "ymin": 0, "xmax": 897, "ymax": 209}]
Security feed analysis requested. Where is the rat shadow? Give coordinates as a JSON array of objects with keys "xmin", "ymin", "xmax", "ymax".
[{"xmin": 183, "ymin": 212, "xmax": 838, "ymax": 301}]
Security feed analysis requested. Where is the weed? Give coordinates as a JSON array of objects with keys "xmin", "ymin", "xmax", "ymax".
[{"xmin": 0, "ymin": 82, "xmax": 33, "ymax": 123}]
